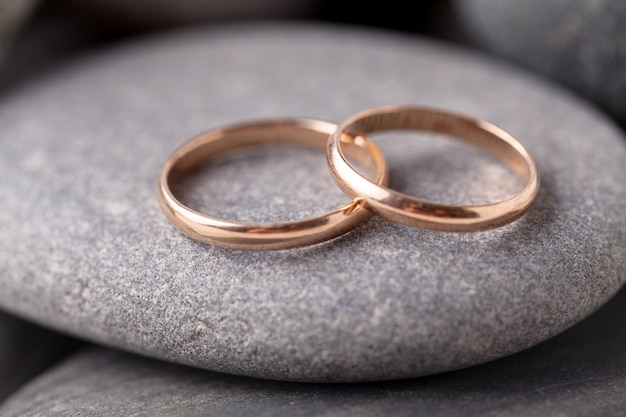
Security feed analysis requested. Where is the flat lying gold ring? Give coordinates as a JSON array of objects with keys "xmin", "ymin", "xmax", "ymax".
[
  {"xmin": 327, "ymin": 105, "xmax": 540, "ymax": 232},
  {"xmin": 158, "ymin": 119, "xmax": 388, "ymax": 250}
]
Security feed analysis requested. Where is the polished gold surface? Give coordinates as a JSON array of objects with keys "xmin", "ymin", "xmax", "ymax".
[
  {"xmin": 327, "ymin": 105, "xmax": 540, "ymax": 231},
  {"xmin": 158, "ymin": 119, "xmax": 388, "ymax": 250}
]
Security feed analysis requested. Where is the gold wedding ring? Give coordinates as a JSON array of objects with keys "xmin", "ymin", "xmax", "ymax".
[
  {"xmin": 327, "ymin": 105, "xmax": 540, "ymax": 232},
  {"xmin": 158, "ymin": 119, "xmax": 388, "ymax": 250}
]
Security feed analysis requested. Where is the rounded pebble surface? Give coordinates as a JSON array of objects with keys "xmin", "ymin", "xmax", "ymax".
[{"xmin": 0, "ymin": 22, "xmax": 624, "ymax": 382}]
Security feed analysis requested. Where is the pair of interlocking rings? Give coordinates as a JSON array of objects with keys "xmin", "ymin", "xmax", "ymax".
[{"xmin": 158, "ymin": 105, "xmax": 540, "ymax": 250}]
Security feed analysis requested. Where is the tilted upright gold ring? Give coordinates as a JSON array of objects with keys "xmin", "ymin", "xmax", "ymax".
[
  {"xmin": 158, "ymin": 119, "xmax": 388, "ymax": 250},
  {"xmin": 326, "ymin": 105, "xmax": 540, "ymax": 232}
]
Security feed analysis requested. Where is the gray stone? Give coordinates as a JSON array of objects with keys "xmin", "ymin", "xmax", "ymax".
[
  {"xmin": 0, "ymin": 310, "xmax": 82, "ymax": 402},
  {"xmin": 2, "ymin": 287, "xmax": 625, "ymax": 416},
  {"xmin": 0, "ymin": 22, "xmax": 625, "ymax": 382},
  {"xmin": 450, "ymin": 0, "xmax": 626, "ymax": 127}
]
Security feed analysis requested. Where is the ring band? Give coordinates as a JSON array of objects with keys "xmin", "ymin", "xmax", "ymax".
[
  {"xmin": 327, "ymin": 105, "xmax": 540, "ymax": 232},
  {"xmin": 158, "ymin": 119, "xmax": 388, "ymax": 250}
]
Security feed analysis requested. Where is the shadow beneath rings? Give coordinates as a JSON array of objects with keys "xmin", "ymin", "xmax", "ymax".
[{"xmin": 206, "ymin": 169, "xmax": 559, "ymax": 263}]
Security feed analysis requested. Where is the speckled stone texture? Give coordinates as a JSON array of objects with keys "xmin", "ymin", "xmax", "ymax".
[
  {"xmin": 451, "ymin": 0, "xmax": 626, "ymax": 127},
  {"xmin": 0, "ymin": 22, "xmax": 625, "ymax": 382},
  {"xmin": 0, "ymin": 310, "xmax": 82, "ymax": 401},
  {"xmin": 2, "ymin": 287, "xmax": 625, "ymax": 417}
]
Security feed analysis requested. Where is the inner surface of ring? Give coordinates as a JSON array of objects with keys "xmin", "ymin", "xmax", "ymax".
[
  {"xmin": 361, "ymin": 131, "xmax": 524, "ymax": 206},
  {"xmin": 168, "ymin": 124, "xmax": 380, "ymax": 223},
  {"xmin": 338, "ymin": 109, "xmax": 532, "ymax": 206},
  {"xmin": 345, "ymin": 110, "xmax": 532, "ymax": 183}
]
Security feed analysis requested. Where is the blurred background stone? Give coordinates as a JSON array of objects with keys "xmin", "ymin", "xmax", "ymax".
[
  {"xmin": 53, "ymin": 0, "xmax": 321, "ymax": 33},
  {"xmin": 450, "ymin": 0, "xmax": 626, "ymax": 128},
  {"xmin": 0, "ymin": 310, "xmax": 83, "ymax": 402},
  {"xmin": 0, "ymin": 9, "xmax": 115, "ymax": 93},
  {"xmin": 1, "ymin": 286, "xmax": 625, "ymax": 416},
  {"xmin": 0, "ymin": 0, "xmax": 40, "ymax": 61}
]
